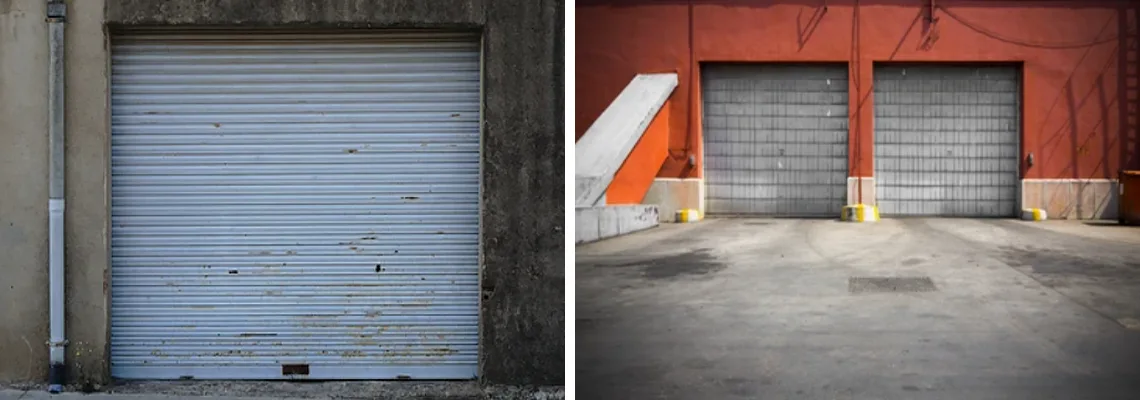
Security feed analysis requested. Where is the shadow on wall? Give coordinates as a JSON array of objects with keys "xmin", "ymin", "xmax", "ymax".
[
  {"xmin": 1032, "ymin": 3, "xmax": 1138, "ymax": 217},
  {"xmin": 1034, "ymin": 4, "xmax": 1136, "ymax": 175}
]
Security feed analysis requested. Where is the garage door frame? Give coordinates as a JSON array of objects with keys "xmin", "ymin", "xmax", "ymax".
[
  {"xmin": 107, "ymin": 28, "xmax": 486, "ymax": 380},
  {"xmin": 872, "ymin": 62, "xmax": 1023, "ymax": 218}
]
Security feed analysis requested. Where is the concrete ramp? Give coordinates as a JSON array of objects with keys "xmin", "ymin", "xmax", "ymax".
[{"xmin": 575, "ymin": 73, "xmax": 677, "ymax": 207}]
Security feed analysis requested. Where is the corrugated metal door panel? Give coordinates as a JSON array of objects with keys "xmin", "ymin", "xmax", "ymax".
[
  {"xmin": 873, "ymin": 65, "xmax": 1020, "ymax": 217},
  {"xmin": 702, "ymin": 64, "xmax": 849, "ymax": 216},
  {"xmin": 109, "ymin": 31, "xmax": 480, "ymax": 380}
]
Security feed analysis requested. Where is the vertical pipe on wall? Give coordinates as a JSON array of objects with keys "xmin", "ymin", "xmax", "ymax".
[
  {"xmin": 46, "ymin": 0, "xmax": 67, "ymax": 393},
  {"xmin": 685, "ymin": 0, "xmax": 695, "ymax": 173},
  {"xmin": 853, "ymin": 0, "xmax": 863, "ymax": 204}
]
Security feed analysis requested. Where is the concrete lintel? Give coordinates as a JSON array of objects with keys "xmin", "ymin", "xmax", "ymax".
[{"xmin": 105, "ymin": 0, "xmax": 486, "ymax": 27}]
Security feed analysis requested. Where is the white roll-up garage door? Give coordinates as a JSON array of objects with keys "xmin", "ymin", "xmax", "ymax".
[
  {"xmin": 702, "ymin": 64, "xmax": 849, "ymax": 216},
  {"xmin": 110, "ymin": 31, "xmax": 481, "ymax": 380},
  {"xmin": 873, "ymin": 65, "xmax": 1020, "ymax": 217}
]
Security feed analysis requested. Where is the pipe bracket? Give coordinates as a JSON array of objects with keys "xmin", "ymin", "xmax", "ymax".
[{"xmin": 47, "ymin": 2, "xmax": 67, "ymax": 19}]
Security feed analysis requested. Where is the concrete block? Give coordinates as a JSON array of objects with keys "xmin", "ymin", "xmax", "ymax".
[
  {"xmin": 1021, "ymin": 179, "xmax": 1118, "ymax": 220},
  {"xmin": 643, "ymin": 178, "xmax": 704, "ymax": 222},
  {"xmin": 576, "ymin": 205, "xmax": 659, "ymax": 244},
  {"xmin": 846, "ymin": 177, "xmax": 876, "ymax": 206}
]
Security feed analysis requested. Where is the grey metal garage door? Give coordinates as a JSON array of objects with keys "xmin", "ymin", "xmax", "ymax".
[
  {"xmin": 873, "ymin": 65, "xmax": 1020, "ymax": 217},
  {"xmin": 702, "ymin": 64, "xmax": 849, "ymax": 216},
  {"xmin": 110, "ymin": 31, "xmax": 480, "ymax": 380}
]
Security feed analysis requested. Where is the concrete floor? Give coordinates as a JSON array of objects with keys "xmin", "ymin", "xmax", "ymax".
[
  {"xmin": 576, "ymin": 218, "xmax": 1140, "ymax": 400},
  {"xmin": 0, "ymin": 382, "xmax": 563, "ymax": 400}
]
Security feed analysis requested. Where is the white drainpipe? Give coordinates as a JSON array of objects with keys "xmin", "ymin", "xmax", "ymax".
[{"xmin": 46, "ymin": 0, "xmax": 67, "ymax": 393}]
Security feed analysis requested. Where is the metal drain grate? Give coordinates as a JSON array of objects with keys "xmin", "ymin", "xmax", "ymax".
[{"xmin": 849, "ymin": 276, "xmax": 937, "ymax": 293}]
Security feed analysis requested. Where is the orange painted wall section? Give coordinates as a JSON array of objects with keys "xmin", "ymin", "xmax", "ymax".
[
  {"xmin": 606, "ymin": 101, "xmax": 672, "ymax": 204},
  {"xmin": 577, "ymin": 0, "xmax": 1140, "ymax": 180}
]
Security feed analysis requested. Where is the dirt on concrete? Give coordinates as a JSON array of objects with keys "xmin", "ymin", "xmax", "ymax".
[
  {"xmin": 1, "ymin": 382, "xmax": 563, "ymax": 400},
  {"xmin": 577, "ymin": 218, "xmax": 1140, "ymax": 399}
]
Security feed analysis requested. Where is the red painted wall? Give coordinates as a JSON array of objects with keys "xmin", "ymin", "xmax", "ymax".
[
  {"xmin": 606, "ymin": 101, "xmax": 671, "ymax": 204},
  {"xmin": 577, "ymin": 0, "xmax": 1140, "ymax": 180}
]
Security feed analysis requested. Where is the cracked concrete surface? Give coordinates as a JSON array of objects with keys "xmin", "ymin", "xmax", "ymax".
[{"xmin": 576, "ymin": 218, "xmax": 1140, "ymax": 399}]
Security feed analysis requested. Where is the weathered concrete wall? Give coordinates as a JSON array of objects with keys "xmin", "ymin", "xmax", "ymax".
[
  {"xmin": 477, "ymin": 0, "xmax": 565, "ymax": 385},
  {"xmin": 105, "ymin": 0, "xmax": 485, "ymax": 27},
  {"xmin": 0, "ymin": 0, "xmax": 51, "ymax": 384},
  {"xmin": 65, "ymin": 0, "xmax": 111, "ymax": 387},
  {"xmin": 0, "ymin": 0, "xmax": 563, "ymax": 387}
]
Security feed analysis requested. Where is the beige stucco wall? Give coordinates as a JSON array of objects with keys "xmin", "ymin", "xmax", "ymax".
[
  {"xmin": 0, "ymin": 0, "xmax": 109, "ymax": 385},
  {"xmin": 0, "ymin": 0, "xmax": 51, "ymax": 384}
]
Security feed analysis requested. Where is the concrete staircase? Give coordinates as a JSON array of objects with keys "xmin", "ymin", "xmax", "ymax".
[{"xmin": 575, "ymin": 73, "xmax": 677, "ymax": 243}]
